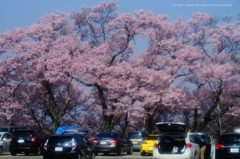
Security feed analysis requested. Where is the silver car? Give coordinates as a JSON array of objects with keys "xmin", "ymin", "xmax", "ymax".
[
  {"xmin": 0, "ymin": 132, "xmax": 12, "ymax": 155},
  {"xmin": 153, "ymin": 122, "xmax": 199, "ymax": 159}
]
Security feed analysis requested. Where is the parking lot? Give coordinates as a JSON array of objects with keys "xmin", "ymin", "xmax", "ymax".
[{"xmin": 0, "ymin": 152, "xmax": 152, "ymax": 159}]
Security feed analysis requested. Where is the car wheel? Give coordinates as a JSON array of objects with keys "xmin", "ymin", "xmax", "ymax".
[
  {"xmin": 91, "ymin": 152, "xmax": 95, "ymax": 159},
  {"xmin": 0, "ymin": 147, "xmax": 2, "ymax": 155},
  {"xmin": 75, "ymin": 153, "xmax": 81, "ymax": 159},
  {"xmin": 141, "ymin": 151, "xmax": 146, "ymax": 156},
  {"xmin": 127, "ymin": 145, "xmax": 133, "ymax": 155},
  {"xmin": 35, "ymin": 146, "xmax": 42, "ymax": 156},
  {"xmin": 10, "ymin": 152, "xmax": 17, "ymax": 156},
  {"xmin": 24, "ymin": 152, "xmax": 29, "ymax": 156},
  {"xmin": 117, "ymin": 147, "xmax": 123, "ymax": 156}
]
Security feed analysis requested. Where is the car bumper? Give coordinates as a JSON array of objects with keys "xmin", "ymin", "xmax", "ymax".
[
  {"xmin": 95, "ymin": 145, "xmax": 119, "ymax": 153},
  {"xmin": 140, "ymin": 144, "xmax": 154, "ymax": 154},
  {"xmin": 153, "ymin": 148, "xmax": 192, "ymax": 159},
  {"xmin": 10, "ymin": 145, "xmax": 37, "ymax": 153},
  {"xmin": 132, "ymin": 144, "xmax": 140, "ymax": 150}
]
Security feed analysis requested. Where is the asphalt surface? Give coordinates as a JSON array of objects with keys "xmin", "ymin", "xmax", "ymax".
[{"xmin": 0, "ymin": 152, "xmax": 152, "ymax": 159}]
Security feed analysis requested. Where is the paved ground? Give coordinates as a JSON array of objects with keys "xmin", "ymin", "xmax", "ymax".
[{"xmin": 0, "ymin": 152, "xmax": 152, "ymax": 159}]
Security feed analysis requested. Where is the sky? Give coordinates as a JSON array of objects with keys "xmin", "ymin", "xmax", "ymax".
[{"xmin": 0, "ymin": 0, "xmax": 239, "ymax": 34}]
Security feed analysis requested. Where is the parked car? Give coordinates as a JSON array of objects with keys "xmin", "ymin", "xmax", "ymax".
[
  {"xmin": 215, "ymin": 132, "xmax": 240, "ymax": 159},
  {"xmin": 189, "ymin": 132, "xmax": 215, "ymax": 159},
  {"xmin": 64, "ymin": 128, "xmax": 93, "ymax": 140},
  {"xmin": 140, "ymin": 134, "xmax": 158, "ymax": 156},
  {"xmin": 92, "ymin": 132, "xmax": 133, "ymax": 156},
  {"xmin": 43, "ymin": 132, "xmax": 95, "ymax": 159},
  {"xmin": 153, "ymin": 122, "xmax": 199, "ymax": 159},
  {"xmin": 9, "ymin": 129, "xmax": 47, "ymax": 156},
  {"xmin": 0, "ymin": 126, "xmax": 28, "ymax": 134},
  {"xmin": 0, "ymin": 132, "xmax": 12, "ymax": 155},
  {"xmin": 127, "ymin": 131, "xmax": 147, "ymax": 151}
]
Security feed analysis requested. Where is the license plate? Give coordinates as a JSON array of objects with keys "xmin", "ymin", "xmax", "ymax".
[
  {"xmin": 230, "ymin": 148, "xmax": 239, "ymax": 153},
  {"xmin": 55, "ymin": 147, "xmax": 63, "ymax": 151},
  {"xmin": 18, "ymin": 139, "xmax": 24, "ymax": 143},
  {"xmin": 100, "ymin": 141, "xmax": 107, "ymax": 144},
  {"xmin": 132, "ymin": 141, "xmax": 138, "ymax": 144}
]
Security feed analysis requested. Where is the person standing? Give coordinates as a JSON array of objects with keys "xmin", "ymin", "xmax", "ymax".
[{"xmin": 194, "ymin": 135, "xmax": 206, "ymax": 159}]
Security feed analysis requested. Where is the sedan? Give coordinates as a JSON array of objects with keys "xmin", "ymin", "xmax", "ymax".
[
  {"xmin": 92, "ymin": 132, "xmax": 133, "ymax": 156},
  {"xmin": 215, "ymin": 132, "xmax": 240, "ymax": 159}
]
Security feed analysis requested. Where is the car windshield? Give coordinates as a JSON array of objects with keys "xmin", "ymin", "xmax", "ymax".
[
  {"xmin": 97, "ymin": 133, "xmax": 118, "ymax": 138},
  {"xmin": 128, "ymin": 133, "xmax": 142, "ymax": 139},
  {"xmin": 220, "ymin": 134, "xmax": 240, "ymax": 144},
  {"xmin": 145, "ymin": 135, "xmax": 158, "ymax": 140},
  {"xmin": 13, "ymin": 131, "xmax": 33, "ymax": 137}
]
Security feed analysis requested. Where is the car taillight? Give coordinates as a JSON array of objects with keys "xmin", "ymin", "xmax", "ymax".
[
  {"xmin": 10, "ymin": 137, "xmax": 12, "ymax": 142},
  {"xmin": 31, "ymin": 137, "xmax": 36, "ymax": 142},
  {"xmin": 153, "ymin": 142, "xmax": 157, "ymax": 148},
  {"xmin": 216, "ymin": 143, "xmax": 224, "ymax": 149},
  {"xmin": 92, "ymin": 140, "xmax": 98, "ymax": 144},
  {"xmin": 44, "ymin": 139, "xmax": 48, "ymax": 150},
  {"xmin": 110, "ymin": 140, "xmax": 117, "ymax": 145},
  {"xmin": 72, "ymin": 139, "xmax": 77, "ymax": 150},
  {"xmin": 186, "ymin": 143, "xmax": 192, "ymax": 148}
]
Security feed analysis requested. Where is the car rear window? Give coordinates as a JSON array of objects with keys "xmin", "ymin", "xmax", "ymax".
[
  {"xmin": 97, "ymin": 133, "xmax": 118, "ymax": 138},
  {"xmin": 13, "ymin": 131, "xmax": 33, "ymax": 137},
  {"xmin": 145, "ymin": 135, "xmax": 158, "ymax": 140},
  {"xmin": 48, "ymin": 136, "xmax": 73, "ymax": 145},
  {"xmin": 156, "ymin": 124, "xmax": 186, "ymax": 133},
  {"xmin": 220, "ymin": 134, "xmax": 240, "ymax": 143},
  {"xmin": 0, "ymin": 128, "xmax": 8, "ymax": 132},
  {"xmin": 128, "ymin": 133, "xmax": 142, "ymax": 139}
]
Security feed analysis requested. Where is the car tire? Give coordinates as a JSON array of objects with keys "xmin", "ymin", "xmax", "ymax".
[
  {"xmin": 141, "ymin": 151, "xmax": 146, "ymax": 156},
  {"xmin": 35, "ymin": 146, "xmax": 42, "ymax": 156},
  {"xmin": 0, "ymin": 147, "xmax": 2, "ymax": 155},
  {"xmin": 117, "ymin": 147, "xmax": 123, "ymax": 156},
  {"xmin": 127, "ymin": 145, "xmax": 133, "ymax": 155},
  {"xmin": 10, "ymin": 152, "xmax": 17, "ymax": 156},
  {"xmin": 24, "ymin": 152, "xmax": 29, "ymax": 156},
  {"xmin": 75, "ymin": 153, "xmax": 81, "ymax": 159},
  {"xmin": 91, "ymin": 152, "xmax": 95, "ymax": 159}
]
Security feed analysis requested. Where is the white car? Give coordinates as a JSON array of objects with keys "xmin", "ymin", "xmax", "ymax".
[{"xmin": 153, "ymin": 122, "xmax": 199, "ymax": 159}]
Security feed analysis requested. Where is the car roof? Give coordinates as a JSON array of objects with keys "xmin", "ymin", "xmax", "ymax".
[{"xmin": 50, "ymin": 132, "xmax": 82, "ymax": 137}]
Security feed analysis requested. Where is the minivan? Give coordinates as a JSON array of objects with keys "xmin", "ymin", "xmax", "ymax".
[{"xmin": 127, "ymin": 131, "xmax": 147, "ymax": 151}]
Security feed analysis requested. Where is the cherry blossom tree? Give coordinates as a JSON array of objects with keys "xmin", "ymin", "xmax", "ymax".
[{"xmin": 1, "ymin": 2, "xmax": 240, "ymax": 136}]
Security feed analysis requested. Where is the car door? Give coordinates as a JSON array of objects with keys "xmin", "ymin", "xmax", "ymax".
[
  {"xmin": 80, "ymin": 136, "xmax": 93, "ymax": 159},
  {"xmin": 121, "ymin": 134, "xmax": 130, "ymax": 152},
  {"xmin": 1, "ymin": 133, "xmax": 11, "ymax": 153}
]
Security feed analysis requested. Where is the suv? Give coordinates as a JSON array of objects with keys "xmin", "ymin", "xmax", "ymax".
[
  {"xmin": 153, "ymin": 122, "xmax": 199, "ymax": 159},
  {"xmin": 9, "ymin": 129, "xmax": 47, "ymax": 156},
  {"xmin": 127, "ymin": 131, "xmax": 146, "ymax": 151},
  {"xmin": 43, "ymin": 132, "xmax": 95, "ymax": 159}
]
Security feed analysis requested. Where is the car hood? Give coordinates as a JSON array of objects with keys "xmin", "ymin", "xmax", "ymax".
[{"xmin": 156, "ymin": 122, "xmax": 187, "ymax": 134}]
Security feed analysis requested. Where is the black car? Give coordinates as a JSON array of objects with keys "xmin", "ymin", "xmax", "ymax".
[
  {"xmin": 215, "ymin": 132, "xmax": 240, "ymax": 159},
  {"xmin": 92, "ymin": 132, "xmax": 133, "ymax": 156},
  {"xmin": 43, "ymin": 132, "xmax": 95, "ymax": 159},
  {"xmin": 9, "ymin": 129, "xmax": 47, "ymax": 156}
]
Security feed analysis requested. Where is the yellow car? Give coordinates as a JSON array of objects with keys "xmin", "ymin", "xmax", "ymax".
[{"xmin": 140, "ymin": 134, "xmax": 158, "ymax": 156}]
